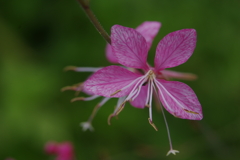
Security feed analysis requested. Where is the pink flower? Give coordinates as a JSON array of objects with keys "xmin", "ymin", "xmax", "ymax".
[
  {"xmin": 85, "ymin": 25, "xmax": 202, "ymax": 120},
  {"xmin": 62, "ymin": 22, "xmax": 162, "ymax": 131},
  {"xmin": 45, "ymin": 141, "xmax": 74, "ymax": 160},
  {"xmin": 84, "ymin": 25, "xmax": 202, "ymax": 155},
  {"xmin": 63, "ymin": 22, "xmax": 198, "ymax": 138}
]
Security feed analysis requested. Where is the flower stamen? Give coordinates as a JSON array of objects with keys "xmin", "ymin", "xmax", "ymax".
[
  {"xmin": 107, "ymin": 114, "xmax": 114, "ymax": 125},
  {"xmin": 61, "ymin": 83, "xmax": 83, "ymax": 92},
  {"xmin": 108, "ymin": 96, "xmax": 126, "ymax": 125},
  {"xmin": 183, "ymin": 109, "xmax": 199, "ymax": 114},
  {"xmin": 80, "ymin": 97, "xmax": 110, "ymax": 131},
  {"xmin": 116, "ymin": 103, "xmax": 125, "ymax": 116},
  {"xmin": 148, "ymin": 118, "xmax": 158, "ymax": 131},
  {"xmin": 110, "ymin": 72, "xmax": 150, "ymax": 97},
  {"xmin": 152, "ymin": 80, "xmax": 178, "ymax": 155},
  {"xmin": 64, "ymin": 66, "xmax": 102, "ymax": 72},
  {"xmin": 110, "ymin": 90, "xmax": 121, "ymax": 96},
  {"xmin": 71, "ymin": 95, "xmax": 99, "ymax": 102}
]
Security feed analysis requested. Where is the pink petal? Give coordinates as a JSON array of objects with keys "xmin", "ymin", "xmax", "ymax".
[
  {"xmin": 105, "ymin": 43, "xmax": 118, "ymax": 63},
  {"xmin": 154, "ymin": 29, "xmax": 196, "ymax": 71},
  {"xmin": 111, "ymin": 25, "xmax": 149, "ymax": 70},
  {"xmin": 106, "ymin": 22, "xmax": 161, "ymax": 64},
  {"xmin": 130, "ymin": 85, "xmax": 148, "ymax": 109},
  {"xmin": 136, "ymin": 21, "xmax": 161, "ymax": 50},
  {"xmin": 84, "ymin": 66, "xmax": 142, "ymax": 97},
  {"xmin": 156, "ymin": 80, "xmax": 202, "ymax": 120},
  {"xmin": 161, "ymin": 70, "xmax": 197, "ymax": 81}
]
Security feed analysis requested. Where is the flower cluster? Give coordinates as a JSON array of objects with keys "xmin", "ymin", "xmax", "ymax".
[{"xmin": 63, "ymin": 21, "xmax": 202, "ymax": 155}]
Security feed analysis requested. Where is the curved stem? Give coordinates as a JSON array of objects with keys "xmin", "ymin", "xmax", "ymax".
[{"xmin": 77, "ymin": 0, "xmax": 111, "ymax": 44}]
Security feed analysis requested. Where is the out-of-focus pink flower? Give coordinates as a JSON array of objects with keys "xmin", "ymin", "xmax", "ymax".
[{"xmin": 45, "ymin": 141, "xmax": 74, "ymax": 160}]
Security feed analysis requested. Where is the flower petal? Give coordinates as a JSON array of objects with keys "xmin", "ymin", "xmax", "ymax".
[
  {"xmin": 106, "ymin": 22, "xmax": 161, "ymax": 64},
  {"xmin": 136, "ymin": 21, "xmax": 161, "ymax": 50},
  {"xmin": 84, "ymin": 66, "xmax": 142, "ymax": 97},
  {"xmin": 130, "ymin": 85, "xmax": 148, "ymax": 109},
  {"xmin": 156, "ymin": 80, "xmax": 202, "ymax": 120},
  {"xmin": 105, "ymin": 43, "xmax": 118, "ymax": 63},
  {"xmin": 111, "ymin": 25, "xmax": 149, "ymax": 70},
  {"xmin": 154, "ymin": 29, "xmax": 196, "ymax": 70}
]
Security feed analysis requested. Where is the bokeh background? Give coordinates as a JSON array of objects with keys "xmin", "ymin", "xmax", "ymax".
[{"xmin": 1, "ymin": 0, "xmax": 240, "ymax": 159}]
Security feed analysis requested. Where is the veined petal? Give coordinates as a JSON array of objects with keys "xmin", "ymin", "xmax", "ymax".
[
  {"xmin": 111, "ymin": 25, "xmax": 149, "ymax": 70},
  {"xmin": 84, "ymin": 66, "xmax": 142, "ymax": 97},
  {"xmin": 154, "ymin": 29, "xmax": 196, "ymax": 70},
  {"xmin": 106, "ymin": 44, "xmax": 118, "ymax": 63},
  {"xmin": 106, "ymin": 22, "xmax": 161, "ymax": 64},
  {"xmin": 156, "ymin": 80, "xmax": 202, "ymax": 120},
  {"xmin": 130, "ymin": 85, "xmax": 148, "ymax": 109},
  {"xmin": 136, "ymin": 21, "xmax": 161, "ymax": 50}
]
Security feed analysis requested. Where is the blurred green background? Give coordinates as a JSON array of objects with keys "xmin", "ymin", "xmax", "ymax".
[{"xmin": 1, "ymin": 0, "xmax": 240, "ymax": 159}]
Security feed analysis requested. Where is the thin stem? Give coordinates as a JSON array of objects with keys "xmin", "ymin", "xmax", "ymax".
[{"xmin": 77, "ymin": 0, "xmax": 111, "ymax": 44}]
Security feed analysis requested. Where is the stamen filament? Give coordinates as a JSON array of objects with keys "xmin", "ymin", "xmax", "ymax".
[
  {"xmin": 87, "ymin": 97, "xmax": 109, "ymax": 122},
  {"xmin": 71, "ymin": 95, "xmax": 100, "ymax": 102},
  {"xmin": 108, "ymin": 114, "xmax": 114, "ymax": 125},
  {"xmin": 87, "ymin": 104, "xmax": 100, "ymax": 122},
  {"xmin": 64, "ymin": 66, "xmax": 102, "ymax": 72},
  {"xmin": 75, "ymin": 67, "xmax": 102, "ymax": 72},
  {"xmin": 148, "ymin": 118, "xmax": 158, "ymax": 131},
  {"xmin": 99, "ymin": 97, "xmax": 110, "ymax": 106},
  {"xmin": 130, "ymin": 78, "xmax": 148, "ymax": 101},
  {"xmin": 152, "ymin": 79, "xmax": 178, "ymax": 155},
  {"xmin": 154, "ymin": 80, "xmax": 185, "ymax": 112},
  {"xmin": 116, "ymin": 103, "xmax": 125, "ymax": 116},
  {"xmin": 108, "ymin": 96, "xmax": 126, "ymax": 125},
  {"xmin": 116, "ymin": 96, "xmax": 126, "ymax": 108},
  {"xmin": 125, "ymin": 76, "xmax": 148, "ymax": 101},
  {"xmin": 145, "ymin": 79, "xmax": 151, "ymax": 107},
  {"xmin": 110, "ymin": 70, "xmax": 152, "ymax": 97},
  {"xmin": 81, "ymin": 97, "xmax": 110, "ymax": 131},
  {"xmin": 149, "ymin": 80, "xmax": 153, "ymax": 121}
]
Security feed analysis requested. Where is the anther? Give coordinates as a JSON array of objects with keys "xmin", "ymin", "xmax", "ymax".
[
  {"xmin": 71, "ymin": 97, "xmax": 85, "ymax": 102},
  {"xmin": 64, "ymin": 66, "xmax": 77, "ymax": 71},
  {"xmin": 148, "ymin": 118, "xmax": 158, "ymax": 131},
  {"xmin": 110, "ymin": 90, "xmax": 121, "ymax": 96},
  {"xmin": 183, "ymin": 109, "xmax": 199, "ymax": 114},
  {"xmin": 107, "ymin": 114, "xmax": 114, "ymax": 125},
  {"xmin": 116, "ymin": 104, "xmax": 125, "ymax": 116},
  {"xmin": 61, "ymin": 86, "xmax": 77, "ymax": 92}
]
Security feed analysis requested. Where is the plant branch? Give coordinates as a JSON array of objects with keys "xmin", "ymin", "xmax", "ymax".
[{"xmin": 77, "ymin": 0, "xmax": 111, "ymax": 44}]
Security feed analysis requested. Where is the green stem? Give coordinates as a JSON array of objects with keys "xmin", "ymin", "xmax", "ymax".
[{"xmin": 77, "ymin": 0, "xmax": 111, "ymax": 44}]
